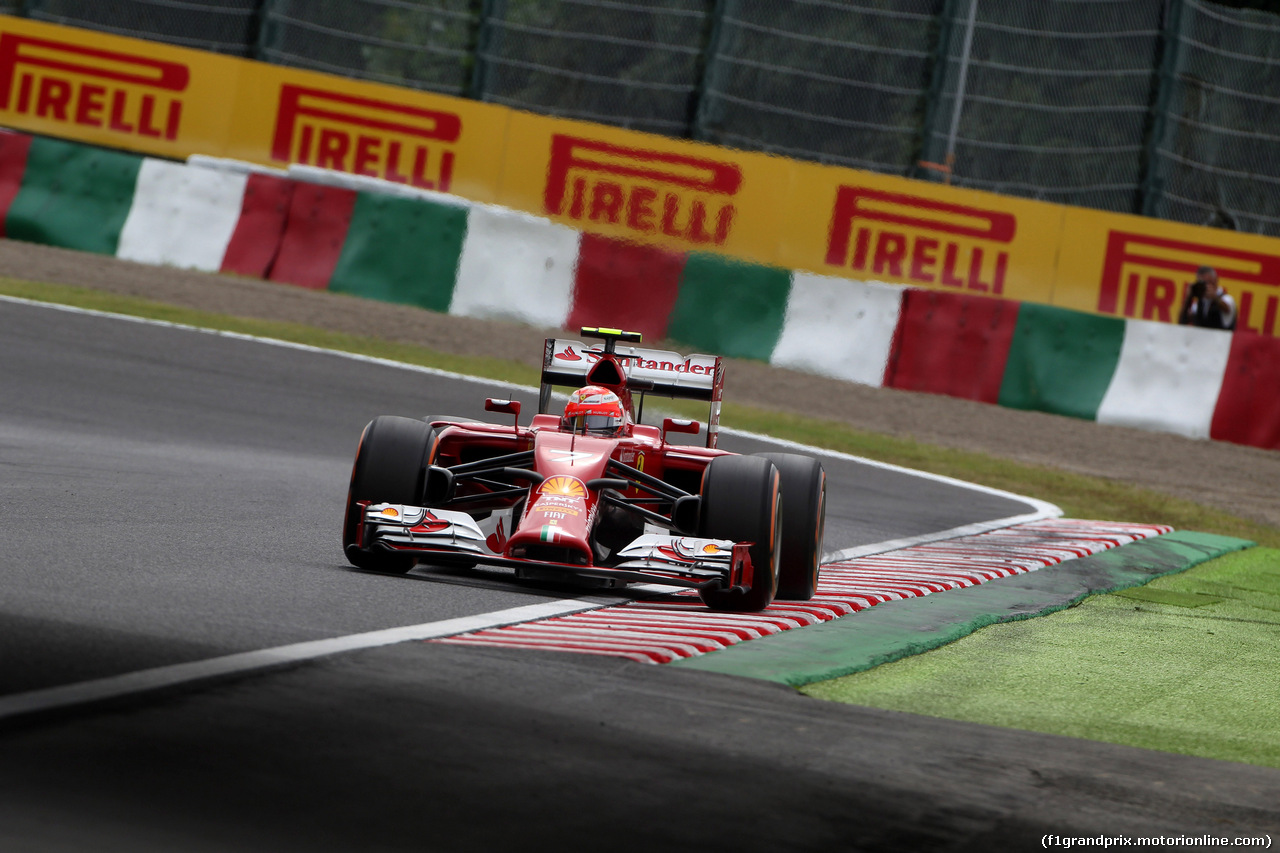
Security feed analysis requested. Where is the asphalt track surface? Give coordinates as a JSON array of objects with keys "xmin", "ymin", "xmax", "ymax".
[{"xmin": 2, "ymin": 299, "xmax": 1277, "ymax": 851}]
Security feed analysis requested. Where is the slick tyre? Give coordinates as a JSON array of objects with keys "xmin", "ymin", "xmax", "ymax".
[
  {"xmin": 697, "ymin": 455, "xmax": 781, "ymax": 613},
  {"xmin": 754, "ymin": 452, "xmax": 826, "ymax": 600},
  {"xmin": 343, "ymin": 415, "xmax": 435, "ymax": 574}
]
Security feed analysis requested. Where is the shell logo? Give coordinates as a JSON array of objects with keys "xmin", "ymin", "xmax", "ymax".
[
  {"xmin": 701, "ymin": 543, "xmax": 724, "ymax": 555},
  {"xmin": 540, "ymin": 476, "xmax": 587, "ymax": 498}
]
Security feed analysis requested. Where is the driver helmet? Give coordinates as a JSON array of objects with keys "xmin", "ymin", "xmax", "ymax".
[{"xmin": 561, "ymin": 385, "xmax": 626, "ymax": 437}]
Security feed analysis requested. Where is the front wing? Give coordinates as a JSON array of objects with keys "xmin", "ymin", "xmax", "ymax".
[{"xmin": 355, "ymin": 503, "xmax": 755, "ymax": 591}]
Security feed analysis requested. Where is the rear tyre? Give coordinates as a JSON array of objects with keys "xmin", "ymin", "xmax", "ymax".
[
  {"xmin": 343, "ymin": 415, "xmax": 435, "ymax": 574},
  {"xmin": 755, "ymin": 453, "xmax": 826, "ymax": 600},
  {"xmin": 697, "ymin": 456, "xmax": 781, "ymax": 613}
]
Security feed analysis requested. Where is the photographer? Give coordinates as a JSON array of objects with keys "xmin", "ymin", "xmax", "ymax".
[{"xmin": 1178, "ymin": 266, "xmax": 1237, "ymax": 330}]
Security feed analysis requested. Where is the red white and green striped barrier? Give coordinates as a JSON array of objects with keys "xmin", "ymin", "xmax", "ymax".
[{"xmin": 1, "ymin": 130, "xmax": 1277, "ymax": 451}]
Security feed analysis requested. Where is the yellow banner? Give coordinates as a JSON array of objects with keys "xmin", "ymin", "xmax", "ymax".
[
  {"xmin": 497, "ymin": 110, "xmax": 791, "ymax": 265},
  {"xmin": 225, "ymin": 63, "xmax": 508, "ymax": 203},
  {"xmin": 0, "ymin": 14, "xmax": 509, "ymax": 202},
  {"xmin": 0, "ymin": 15, "xmax": 239, "ymax": 160},
  {"xmin": 1055, "ymin": 206, "xmax": 1280, "ymax": 337},
  {"xmin": 777, "ymin": 161, "xmax": 1065, "ymax": 305}
]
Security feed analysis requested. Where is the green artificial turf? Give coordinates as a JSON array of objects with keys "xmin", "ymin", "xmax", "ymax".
[{"xmin": 801, "ymin": 547, "xmax": 1280, "ymax": 769}]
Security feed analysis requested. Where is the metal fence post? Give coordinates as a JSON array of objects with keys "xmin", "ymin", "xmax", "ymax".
[
  {"xmin": 689, "ymin": 0, "xmax": 731, "ymax": 143},
  {"xmin": 468, "ymin": 0, "xmax": 502, "ymax": 102},
  {"xmin": 1139, "ymin": 0, "xmax": 1185, "ymax": 218},
  {"xmin": 253, "ymin": 0, "xmax": 281, "ymax": 62},
  {"xmin": 913, "ymin": 0, "xmax": 960, "ymax": 182}
]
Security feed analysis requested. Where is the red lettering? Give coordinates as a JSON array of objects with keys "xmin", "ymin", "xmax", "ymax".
[
  {"xmin": 1123, "ymin": 272, "xmax": 1140, "ymax": 317},
  {"xmin": 411, "ymin": 146, "xmax": 431, "ymax": 189},
  {"xmin": 1097, "ymin": 230, "xmax": 1280, "ymax": 317},
  {"xmin": 317, "ymin": 128, "xmax": 349, "ymax": 169},
  {"xmin": 661, "ymin": 193, "xmax": 683, "ymax": 238},
  {"xmin": 568, "ymin": 177, "xmax": 587, "ymax": 219},
  {"xmin": 627, "ymin": 186, "xmax": 657, "ymax": 232},
  {"xmin": 137, "ymin": 94, "xmax": 163, "ymax": 138},
  {"xmin": 968, "ymin": 247, "xmax": 990, "ymax": 293},
  {"xmin": 353, "ymin": 135, "xmax": 379, "ymax": 177},
  {"xmin": 991, "ymin": 252, "xmax": 1008, "ymax": 295},
  {"xmin": 589, "ymin": 182, "xmax": 624, "ymax": 224},
  {"xmin": 16, "ymin": 72, "xmax": 31, "ymax": 113},
  {"xmin": 74, "ymin": 82, "xmax": 105, "ymax": 127},
  {"xmin": 1142, "ymin": 276, "xmax": 1176, "ymax": 322},
  {"xmin": 270, "ymin": 84, "xmax": 460, "ymax": 166},
  {"xmin": 164, "ymin": 100, "xmax": 181, "ymax": 141},
  {"xmin": 940, "ymin": 244, "xmax": 964, "ymax": 288},
  {"xmin": 851, "ymin": 227, "xmax": 871, "ymax": 271},
  {"xmin": 1239, "ymin": 291, "xmax": 1279, "ymax": 337},
  {"xmin": 714, "ymin": 205, "xmax": 733, "ymax": 245},
  {"xmin": 825, "ymin": 185, "xmax": 1016, "ymax": 269},
  {"xmin": 688, "ymin": 200, "xmax": 714, "ymax": 244},
  {"xmin": 872, "ymin": 232, "xmax": 906, "ymax": 277},
  {"xmin": 385, "ymin": 141, "xmax": 408, "ymax": 183},
  {"xmin": 35, "ymin": 77, "xmax": 70, "ymax": 120},
  {"xmin": 437, "ymin": 150, "xmax": 454, "ymax": 193},
  {"xmin": 296, "ymin": 125, "xmax": 315, "ymax": 165},
  {"xmin": 108, "ymin": 89, "xmax": 133, "ymax": 133},
  {"xmin": 909, "ymin": 237, "xmax": 938, "ymax": 283},
  {"xmin": 545, "ymin": 134, "xmax": 740, "ymax": 217}
]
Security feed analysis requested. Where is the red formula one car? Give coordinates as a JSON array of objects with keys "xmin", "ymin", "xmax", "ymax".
[{"xmin": 343, "ymin": 328, "xmax": 826, "ymax": 612}]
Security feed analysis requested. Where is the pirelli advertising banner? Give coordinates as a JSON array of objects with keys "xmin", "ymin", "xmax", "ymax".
[
  {"xmin": 0, "ymin": 15, "xmax": 508, "ymax": 201},
  {"xmin": 1055, "ymin": 207, "xmax": 1280, "ymax": 337},
  {"xmin": 224, "ymin": 64, "xmax": 507, "ymax": 202},
  {"xmin": 778, "ymin": 161, "xmax": 1065, "ymax": 305},
  {"xmin": 498, "ymin": 110, "xmax": 793, "ymax": 266},
  {"xmin": 0, "ymin": 15, "xmax": 240, "ymax": 159}
]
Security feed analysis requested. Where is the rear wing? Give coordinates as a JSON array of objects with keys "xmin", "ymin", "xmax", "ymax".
[{"xmin": 540, "ymin": 336, "xmax": 725, "ymax": 448}]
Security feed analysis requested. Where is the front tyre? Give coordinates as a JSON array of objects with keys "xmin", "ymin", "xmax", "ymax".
[
  {"xmin": 697, "ymin": 456, "xmax": 781, "ymax": 612},
  {"xmin": 755, "ymin": 453, "xmax": 826, "ymax": 600},
  {"xmin": 343, "ymin": 415, "xmax": 435, "ymax": 574}
]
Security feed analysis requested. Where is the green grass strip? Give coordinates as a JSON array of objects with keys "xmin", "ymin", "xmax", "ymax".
[
  {"xmin": 801, "ymin": 545, "xmax": 1280, "ymax": 770},
  {"xmin": 673, "ymin": 532, "xmax": 1251, "ymax": 686},
  {"xmin": 0, "ymin": 278, "xmax": 542, "ymax": 389}
]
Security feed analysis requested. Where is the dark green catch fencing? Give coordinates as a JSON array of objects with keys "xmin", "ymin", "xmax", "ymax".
[
  {"xmin": 915, "ymin": 0, "xmax": 1164, "ymax": 213},
  {"xmin": 257, "ymin": 0, "xmax": 480, "ymax": 96},
  {"xmin": 7, "ymin": 0, "xmax": 1280, "ymax": 237},
  {"xmin": 695, "ymin": 0, "xmax": 939, "ymax": 174},
  {"xmin": 1143, "ymin": 0, "xmax": 1280, "ymax": 234},
  {"xmin": 22, "ymin": 0, "xmax": 260, "ymax": 55}
]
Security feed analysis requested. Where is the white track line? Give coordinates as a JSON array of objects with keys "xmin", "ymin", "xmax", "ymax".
[
  {"xmin": 0, "ymin": 597, "xmax": 627, "ymax": 724},
  {"xmin": 0, "ymin": 294, "xmax": 1060, "ymax": 720}
]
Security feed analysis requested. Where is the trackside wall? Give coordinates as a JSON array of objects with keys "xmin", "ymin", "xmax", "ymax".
[
  {"xmin": 3, "ymin": 15, "xmax": 1280, "ymax": 341},
  {"xmin": 0, "ymin": 128, "xmax": 1275, "ymax": 453}
]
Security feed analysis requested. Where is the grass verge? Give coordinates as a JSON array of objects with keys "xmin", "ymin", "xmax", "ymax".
[{"xmin": 800, "ymin": 547, "xmax": 1280, "ymax": 769}]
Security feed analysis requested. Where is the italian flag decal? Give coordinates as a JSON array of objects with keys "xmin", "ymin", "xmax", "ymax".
[{"xmin": 539, "ymin": 526, "xmax": 559, "ymax": 543}]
